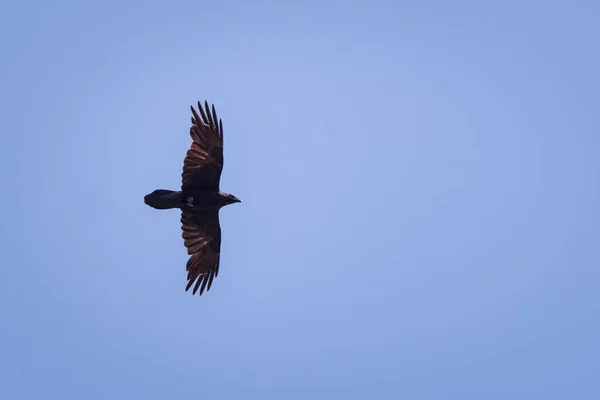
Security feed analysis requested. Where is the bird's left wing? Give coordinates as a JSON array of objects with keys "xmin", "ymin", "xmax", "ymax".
[
  {"xmin": 182, "ymin": 101, "xmax": 224, "ymax": 191},
  {"xmin": 181, "ymin": 210, "xmax": 221, "ymax": 295}
]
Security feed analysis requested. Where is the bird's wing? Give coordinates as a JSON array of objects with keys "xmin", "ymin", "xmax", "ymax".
[
  {"xmin": 182, "ymin": 101, "xmax": 224, "ymax": 190},
  {"xmin": 181, "ymin": 210, "xmax": 222, "ymax": 295}
]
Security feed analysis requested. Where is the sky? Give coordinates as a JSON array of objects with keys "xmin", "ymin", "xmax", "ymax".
[{"xmin": 1, "ymin": 0, "xmax": 599, "ymax": 398}]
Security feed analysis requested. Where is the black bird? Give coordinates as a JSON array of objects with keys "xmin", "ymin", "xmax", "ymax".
[{"xmin": 144, "ymin": 100, "xmax": 241, "ymax": 296}]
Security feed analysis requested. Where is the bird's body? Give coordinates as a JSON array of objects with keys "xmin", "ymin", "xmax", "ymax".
[
  {"xmin": 144, "ymin": 189, "xmax": 239, "ymax": 211},
  {"xmin": 144, "ymin": 100, "xmax": 240, "ymax": 296}
]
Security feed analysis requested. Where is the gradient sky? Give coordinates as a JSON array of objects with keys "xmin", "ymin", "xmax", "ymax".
[{"xmin": 1, "ymin": 0, "xmax": 599, "ymax": 399}]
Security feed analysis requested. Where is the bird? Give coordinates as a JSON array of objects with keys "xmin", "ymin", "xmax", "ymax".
[{"xmin": 144, "ymin": 100, "xmax": 241, "ymax": 296}]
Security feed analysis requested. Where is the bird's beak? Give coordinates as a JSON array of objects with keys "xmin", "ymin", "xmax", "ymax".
[{"xmin": 234, "ymin": 196, "xmax": 242, "ymax": 203}]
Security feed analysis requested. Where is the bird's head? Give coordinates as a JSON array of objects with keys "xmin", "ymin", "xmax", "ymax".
[{"xmin": 219, "ymin": 192, "xmax": 242, "ymax": 207}]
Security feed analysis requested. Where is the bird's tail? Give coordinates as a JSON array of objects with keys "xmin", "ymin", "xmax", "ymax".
[{"xmin": 144, "ymin": 190, "xmax": 182, "ymax": 209}]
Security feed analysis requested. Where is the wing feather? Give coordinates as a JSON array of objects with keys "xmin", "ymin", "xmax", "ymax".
[
  {"xmin": 182, "ymin": 101, "xmax": 224, "ymax": 190},
  {"xmin": 181, "ymin": 210, "xmax": 221, "ymax": 296}
]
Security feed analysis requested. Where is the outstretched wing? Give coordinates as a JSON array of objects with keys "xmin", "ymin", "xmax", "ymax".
[
  {"xmin": 182, "ymin": 101, "xmax": 224, "ymax": 190},
  {"xmin": 181, "ymin": 210, "xmax": 221, "ymax": 295}
]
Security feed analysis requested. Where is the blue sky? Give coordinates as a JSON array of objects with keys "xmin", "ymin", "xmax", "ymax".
[{"xmin": 1, "ymin": 0, "xmax": 599, "ymax": 398}]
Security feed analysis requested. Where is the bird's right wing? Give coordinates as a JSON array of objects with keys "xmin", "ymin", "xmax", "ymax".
[
  {"xmin": 181, "ymin": 101, "xmax": 224, "ymax": 191},
  {"xmin": 181, "ymin": 210, "xmax": 222, "ymax": 295}
]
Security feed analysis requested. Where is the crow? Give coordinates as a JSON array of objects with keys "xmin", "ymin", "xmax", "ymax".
[{"xmin": 144, "ymin": 100, "xmax": 241, "ymax": 296}]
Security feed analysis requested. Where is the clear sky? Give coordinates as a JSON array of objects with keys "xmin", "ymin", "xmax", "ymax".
[{"xmin": 1, "ymin": 0, "xmax": 599, "ymax": 398}]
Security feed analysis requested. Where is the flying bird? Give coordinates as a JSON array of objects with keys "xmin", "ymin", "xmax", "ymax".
[{"xmin": 144, "ymin": 100, "xmax": 241, "ymax": 296}]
